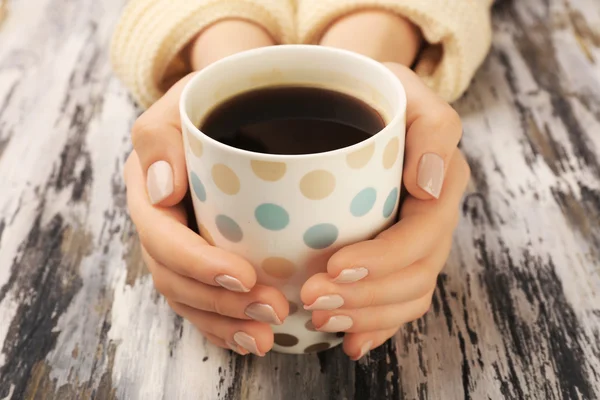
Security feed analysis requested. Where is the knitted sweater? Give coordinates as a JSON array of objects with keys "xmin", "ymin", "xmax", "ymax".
[{"xmin": 111, "ymin": 0, "xmax": 493, "ymax": 108}]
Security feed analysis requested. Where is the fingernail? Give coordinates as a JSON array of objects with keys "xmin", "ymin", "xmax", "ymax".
[
  {"xmin": 147, "ymin": 160, "xmax": 174, "ymax": 204},
  {"xmin": 417, "ymin": 153, "xmax": 445, "ymax": 199},
  {"xmin": 354, "ymin": 340, "xmax": 373, "ymax": 361},
  {"xmin": 215, "ymin": 275, "xmax": 250, "ymax": 293},
  {"xmin": 317, "ymin": 316, "xmax": 353, "ymax": 332},
  {"xmin": 233, "ymin": 332, "xmax": 264, "ymax": 356},
  {"xmin": 333, "ymin": 268, "xmax": 368, "ymax": 283},
  {"xmin": 245, "ymin": 303, "xmax": 282, "ymax": 325},
  {"xmin": 304, "ymin": 295, "xmax": 344, "ymax": 311},
  {"xmin": 226, "ymin": 341, "xmax": 248, "ymax": 355}
]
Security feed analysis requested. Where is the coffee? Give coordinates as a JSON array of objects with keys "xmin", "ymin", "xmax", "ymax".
[{"xmin": 200, "ymin": 86, "xmax": 385, "ymax": 155}]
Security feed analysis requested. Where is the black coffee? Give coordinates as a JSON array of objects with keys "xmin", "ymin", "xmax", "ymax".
[{"xmin": 200, "ymin": 86, "xmax": 385, "ymax": 155}]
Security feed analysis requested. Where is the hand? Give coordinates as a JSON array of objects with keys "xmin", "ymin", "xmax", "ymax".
[
  {"xmin": 125, "ymin": 20, "xmax": 289, "ymax": 356},
  {"xmin": 300, "ymin": 63, "xmax": 470, "ymax": 360}
]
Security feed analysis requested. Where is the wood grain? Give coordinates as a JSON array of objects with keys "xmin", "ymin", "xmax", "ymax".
[{"xmin": 0, "ymin": 0, "xmax": 599, "ymax": 399}]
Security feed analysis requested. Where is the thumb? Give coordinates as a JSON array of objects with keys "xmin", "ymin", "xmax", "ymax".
[
  {"xmin": 384, "ymin": 62, "xmax": 463, "ymax": 200},
  {"xmin": 131, "ymin": 73, "xmax": 196, "ymax": 206}
]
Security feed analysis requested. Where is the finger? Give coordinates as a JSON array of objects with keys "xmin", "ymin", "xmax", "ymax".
[
  {"xmin": 302, "ymin": 236, "xmax": 451, "ymax": 310},
  {"xmin": 131, "ymin": 73, "xmax": 196, "ymax": 206},
  {"xmin": 169, "ymin": 301, "xmax": 274, "ymax": 356},
  {"xmin": 384, "ymin": 62, "xmax": 463, "ymax": 200},
  {"xmin": 311, "ymin": 290, "xmax": 434, "ymax": 333},
  {"xmin": 343, "ymin": 327, "xmax": 399, "ymax": 361},
  {"xmin": 202, "ymin": 332, "xmax": 250, "ymax": 356},
  {"xmin": 326, "ymin": 150, "xmax": 469, "ymax": 281},
  {"xmin": 126, "ymin": 151, "xmax": 257, "ymax": 290},
  {"xmin": 145, "ymin": 247, "xmax": 288, "ymax": 324}
]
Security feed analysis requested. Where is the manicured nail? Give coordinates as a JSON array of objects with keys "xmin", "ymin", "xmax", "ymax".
[
  {"xmin": 333, "ymin": 268, "xmax": 368, "ymax": 283},
  {"xmin": 226, "ymin": 341, "xmax": 248, "ymax": 355},
  {"xmin": 304, "ymin": 295, "xmax": 344, "ymax": 311},
  {"xmin": 146, "ymin": 160, "xmax": 174, "ymax": 204},
  {"xmin": 233, "ymin": 332, "xmax": 264, "ymax": 356},
  {"xmin": 417, "ymin": 153, "xmax": 445, "ymax": 199},
  {"xmin": 317, "ymin": 316, "xmax": 353, "ymax": 332},
  {"xmin": 354, "ymin": 340, "xmax": 373, "ymax": 361},
  {"xmin": 215, "ymin": 275, "xmax": 250, "ymax": 293},
  {"xmin": 245, "ymin": 303, "xmax": 282, "ymax": 325}
]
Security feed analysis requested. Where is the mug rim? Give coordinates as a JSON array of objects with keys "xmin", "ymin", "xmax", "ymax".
[{"xmin": 180, "ymin": 45, "xmax": 407, "ymax": 161}]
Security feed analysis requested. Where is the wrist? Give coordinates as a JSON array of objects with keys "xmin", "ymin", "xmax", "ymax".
[
  {"xmin": 320, "ymin": 10, "xmax": 422, "ymax": 67},
  {"xmin": 188, "ymin": 19, "xmax": 276, "ymax": 71}
]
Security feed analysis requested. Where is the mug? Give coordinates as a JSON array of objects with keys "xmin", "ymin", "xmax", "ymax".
[{"xmin": 180, "ymin": 45, "xmax": 406, "ymax": 354}]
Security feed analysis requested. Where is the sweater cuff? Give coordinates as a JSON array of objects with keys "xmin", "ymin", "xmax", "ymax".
[
  {"xmin": 111, "ymin": 0, "xmax": 295, "ymax": 108},
  {"xmin": 296, "ymin": 0, "xmax": 493, "ymax": 102}
]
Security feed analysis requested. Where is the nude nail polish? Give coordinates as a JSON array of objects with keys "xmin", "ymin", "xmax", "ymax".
[
  {"xmin": 215, "ymin": 275, "xmax": 250, "ymax": 293},
  {"xmin": 417, "ymin": 153, "xmax": 445, "ymax": 199},
  {"xmin": 333, "ymin": 268, "xmax": 369, "ymax": 283},
  {"xmin": 317, "ymin": 315, "xmax": 353, "ymax": 332},
  {"xmin": 354, "ymin": 340, "xmax": 373, "ymax": 361},
  {"xmin": 146, "ymin": 160, "xmax": 174, "ymax": 204},
  {"xmin": 304, "ymin": 295, "xmax": 344, "ymax": 311},
  {"xmin": 233, "ymin": 331, "xmax": 264, "ymax": 356},
  {"xmin": 245, "ymin": 303, "xmax": 282, "ymax": 324}
]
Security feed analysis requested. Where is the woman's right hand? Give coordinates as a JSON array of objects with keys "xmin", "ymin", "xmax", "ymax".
[{"xmin": 124, "ymin": 20, "xmax": 289, "ymax": 356}]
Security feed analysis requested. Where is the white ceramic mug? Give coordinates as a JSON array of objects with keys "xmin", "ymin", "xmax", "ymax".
[{"xmin": 180, "ymin": 45, "xmax": 406, "ymax": 354}]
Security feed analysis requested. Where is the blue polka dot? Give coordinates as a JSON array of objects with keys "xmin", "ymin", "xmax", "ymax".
[
  {"xmin": 350, "ymin": 187, "xmax": 377, "ymax": 217},
  {"xmin": 255, "ymin": 204, "xmax": 289, "ymax": 231},
  {"xmin": 191, "ymin": 172, "xmax": 206, "ymax": 202},
  {"xmin": 216, "ymin": 215, "xmax": 243, "ymax": 242},
  {"xmin": 303, "ymin": 223, "xmax": 338, "ymax": 249},
  {"xmin": 383, "ymin": 187, "xmax": 399, "ymax": 218}
]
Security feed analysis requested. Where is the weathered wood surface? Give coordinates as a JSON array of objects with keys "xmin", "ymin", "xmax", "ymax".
[{"xmin": 0, "ymin": 0, "xmax": 599, "ymax": 399}]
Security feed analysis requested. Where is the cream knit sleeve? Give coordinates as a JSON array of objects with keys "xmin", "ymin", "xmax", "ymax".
[
  {"xmin": 296, "ymin": 0, "xmax": 494, "ymax": 102},
  {"xmin": 110, "ymin": 0, "xmax": 295, "ymax": 108}
]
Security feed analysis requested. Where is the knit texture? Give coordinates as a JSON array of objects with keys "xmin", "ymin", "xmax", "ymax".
[
  {"xmin": 110, "ymin": 0, "xmax": 295, "ymax": 108},
  {"xmin": 297, "ymin": 0, "xmax": 494, "ymax": 102},
  {"xmin": 111, "ymin": 0, "xmax": 493, "ymax": 107}
]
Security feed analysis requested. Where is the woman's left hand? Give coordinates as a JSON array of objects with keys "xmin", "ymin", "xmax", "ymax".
[{"xmin": 301, "ymin": 58, "xmax": 470, "ymax": 359}]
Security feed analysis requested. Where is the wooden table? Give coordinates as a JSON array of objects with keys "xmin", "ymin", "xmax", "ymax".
[{"xmin": 1, "ymin": 0, "xmax": 599, "ymax": 399}]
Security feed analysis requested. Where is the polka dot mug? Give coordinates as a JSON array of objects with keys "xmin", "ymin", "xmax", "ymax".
[{"xmin": 180, "ymin": 45, "xmax": 406, "ymax": 354}]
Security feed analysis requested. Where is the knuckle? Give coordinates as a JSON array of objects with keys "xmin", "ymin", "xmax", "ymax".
[{"xmin": 131, "ymin": 117, "xmax": 158, "ymax": 150}]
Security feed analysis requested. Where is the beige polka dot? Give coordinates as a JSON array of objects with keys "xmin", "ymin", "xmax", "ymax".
[
  {"xmin": 261, "ymin": 257, "xmax": 296, "ymax": 279},
  {"xmin": 305, "ymin": 320, "xmax": 317, "ymax": 331},
  {"xmin": 383, "ymin": 137, "xmax": 400, "ymax": 169},
  {"xmin": 304, "ymin": 342, "xmax": 331, "ymax": 353},
  {"xmin": 212, "ymin": 164, "xmax": 240, "ymax": 195},
  {"xmin": 199, "ymin": 224, "xmax": 215, "ymax": 246},
  {"xmin": 300, "ymin": 170, "xmax": 336, "ymax": 200},
  {"xmin": 274, "ymin": 333, "xmax": 299, "ymax": 347},
  {"xmin": 251, "ymin": 160, "xmax": 287, "ymax": 182},
  {"xmin": 346, "ymin": 143, "xmax": 375, "ymax": 169},
  {"xmin": 288, "ymin": 301, "xmax": 299, "ymax": 315},
  {"xmin": 188, "ymin": 133, "xmax": 204, "ymax": 158}
]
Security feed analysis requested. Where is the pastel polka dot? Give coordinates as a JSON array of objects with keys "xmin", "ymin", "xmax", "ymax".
[
  {"xmin": 199, "ymin": 223, "xmax": 215, "ymax": 246},
  {"xmin": 350, "ymin": 187, "xmax": 377, "ymax": 217},
  {"xmin": 304, "ymin": 342, "xmax": 331, "ymax": 353},
  {"xmin": 190, "ymin": 172, "xmax": 206, "ymax": 202},
  {"xmin": 274, "ymin": 333, "xmax": 299, "ymax": 347},
  {"xmin": 255, "ymin": 204, "xmax": 289, "ymax": 231},
  {"xmin": 188, "ymin": 133, "xmax": 204, "ymax": 158},
  {"xmin": 303, "ymin": 223, "xmax": 338, "ymax": 249},
  {"xmin": 346, "ymin": 142, "xmax": 375, "ymax": 169},
  {"xmin": 383, "ymin": 137, "xmax": 400, "ymax": 169},
  {"xmin": 288, "ymin": 301, "xmax": 299, "ymax": 315},
  {"xmin": 251, "ymin": 160, "xmax": 287, "ymax": 181},
  {"xmin": 262, "ymin": 257, "xmax": 296, "ymax": 279},
  {"xmin": 215, "ymin": 215, "xmax": 243, "ymax": 242},
  {"xmin": 300, "ymin": 170, "xmax": 336, "ymax": 200},
  {"xmin": 212, "ymin": 164, "xmax": 240, "ymax": 195},
  {"xmin": 383, "ymin": 187, "xmax": 399, "ymax": 218}
]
